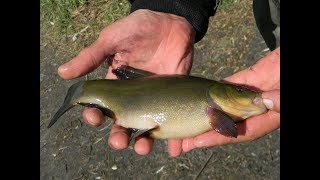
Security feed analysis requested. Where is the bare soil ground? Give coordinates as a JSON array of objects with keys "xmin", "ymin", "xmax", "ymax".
[{"xmin": 40, "ymin": 1, "xmax": 280, "ymax": 179}]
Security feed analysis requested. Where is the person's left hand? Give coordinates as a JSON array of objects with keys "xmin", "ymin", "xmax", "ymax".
[{"xmin": 57, "ymin": 9, "xmax": 196, "ymax": 156}]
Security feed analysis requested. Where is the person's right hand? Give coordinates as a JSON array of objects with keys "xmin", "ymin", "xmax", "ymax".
[
  {"xmin": 180, "ymin": 47, "xmax": 280, "ymax": 154},
  {"xmin": 57, "ymin": 9, "xmax": 196, "ymax": 156}
]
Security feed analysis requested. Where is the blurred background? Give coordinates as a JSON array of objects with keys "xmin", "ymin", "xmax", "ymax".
[{"xmin": 40, "ymin": 0, "xmax": 280, "ymax": 179}]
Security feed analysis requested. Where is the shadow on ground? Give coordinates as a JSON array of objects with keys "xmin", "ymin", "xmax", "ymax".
[{"xmin": 40, "ymin": 1, "xmax": 279, "ymax": 179}]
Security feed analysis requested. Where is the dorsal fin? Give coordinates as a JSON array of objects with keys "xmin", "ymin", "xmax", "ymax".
[{"xmin": 112, "ymin": 65, "xmax": 155, "ymax": 80}]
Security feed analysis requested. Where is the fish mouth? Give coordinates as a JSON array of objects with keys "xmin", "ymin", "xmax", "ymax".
[{"xmin": 253, "ymin": 95, "xmax": 264, "ymax": 106}]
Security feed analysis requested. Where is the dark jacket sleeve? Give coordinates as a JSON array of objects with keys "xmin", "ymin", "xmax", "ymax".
[
  {"xmin": 253, "ymin": 0, "xmax": 280, "ymax": 50},
  {"xmin": 128, "ymin": 0, "xmax": 218, "ymax": 43}
]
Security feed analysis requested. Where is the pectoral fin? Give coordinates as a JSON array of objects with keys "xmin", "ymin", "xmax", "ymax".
[{"xmin": 206, "ymin": 107, "xmax": 238, "ymax": 138}]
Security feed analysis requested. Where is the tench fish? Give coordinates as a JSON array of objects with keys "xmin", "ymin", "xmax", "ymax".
[{"xmin": 47, "ymin": 65, "xmax": 267, "ymax": 139}]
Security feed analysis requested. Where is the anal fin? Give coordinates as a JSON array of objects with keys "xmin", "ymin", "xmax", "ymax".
[
  {"xmin": 206, "ymin": 107, "xmax": 238, "ymax": 138},
  {"xmin": 128, "ymin": 127, "xmax": 156, "ymax": 142}
]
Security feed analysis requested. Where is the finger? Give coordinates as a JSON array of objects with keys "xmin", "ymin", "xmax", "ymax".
[
  {"xmin": 224, "ymin": 47, "xmax": 280, "ymax": 91},
  {"xmin": 262, "ymin": 90, "xmax": 280, "ymax": 113},
  {"xmin": 108, "ymin": 124, "xmax": 130, "ymax": 150},
  {"xmin": 134, "ymin": 136, "xmax": 154, "ymax": 155},
  {"xmin": 168, "ymin": 139, "xmax": 182, "ymax": 157},
  {"xmin": 82, "ymin": 108, "xmax": 105, "ymax": 127},
  {"xmin": 185, "ymin": 111, "xmax": 280, "ymax": 151},
  {"xmin": 58, "ymin": 38, "xmax": 113, "ymax": 80},
  {"xmin": 106, "ymin": 66, "xmax": 118, "ymax": 79},
  {"xmin": 182, "ymin": 138, "xmax": 196, "ymax": 153}
]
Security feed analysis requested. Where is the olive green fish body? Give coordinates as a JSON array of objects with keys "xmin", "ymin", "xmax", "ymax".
[
  {"xmin": 78, "ymin": 76, "xmax": 214, "ymax": 139},
  {"xmin": 48, "ymin": 71, "xmax": 267, "ymax": 139}
]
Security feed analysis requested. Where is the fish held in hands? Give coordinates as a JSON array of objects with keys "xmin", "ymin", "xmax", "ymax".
[{"xmin": 47, "ymin": 65, "xmax": 267, "ymax": 139}]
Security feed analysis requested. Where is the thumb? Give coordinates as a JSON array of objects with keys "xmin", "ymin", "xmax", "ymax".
[
  {"xmin": 58, "ymin": 38, "xmax": 113, "ymax": 80},
  {"xmin": 262, "ymin": 90, "xmax": 280, "ymax": 113}
]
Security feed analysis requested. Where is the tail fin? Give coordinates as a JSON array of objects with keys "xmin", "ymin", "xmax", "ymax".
[{"xmin": 47, "ymin": 81, "xmax": 85, "ymax": 128}]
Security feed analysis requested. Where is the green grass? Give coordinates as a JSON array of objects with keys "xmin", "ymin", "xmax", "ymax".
[
  {"xmin": 218, "ymin": 0, "xmax": 240, "ymax": 11},
  {"xmin": 40, "ymin": 0, "xmax": 87, "ymax": 31},
  {"xmin": 40, "ymin": 0, "xmax": 237, "ymax": 54},
  {"xmin": 40, "ymin": 0, "xmax": 130, "ymax": 53}
]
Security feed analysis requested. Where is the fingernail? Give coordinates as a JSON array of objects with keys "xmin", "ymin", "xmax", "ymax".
[
  {"xmin": 58, "ymin": 65, "xmax": 69, "ymax": 77},
  {"xmin": 108, "ymin": 141, "xmax": 116, "ymax": 150},
  {"xmin": 194, "ymin": 136, "xmax": 211, "ymax": 148},
  {"xmin": 194, "ymin": 140, "xmax": 204, "ymax": 148},
  {"xmin": 183, "ymin": 139, "xmax": 196, "ymax": 153},
  {"xmin": 263, "ymin": 98, "xmax": 274, "ymax": 109},
  {"xmin": 58, "ymin": 64, "xmax": 68, "ymax": 73},
  {"xmin": 88, "ymin": 121, "xmax": 101, "ymax": 127}
]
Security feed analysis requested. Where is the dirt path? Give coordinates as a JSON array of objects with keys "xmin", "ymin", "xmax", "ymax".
[{"xmin": 40, "ymin": 1, "xmax": 279, "ymax": 179}]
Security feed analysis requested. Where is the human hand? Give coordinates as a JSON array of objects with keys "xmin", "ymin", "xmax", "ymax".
[
  {"xmin": 173, "ymin": 47, "xmax": 280, "ymax": 155},
  {"xmin": 57, "ymin": 9, "xmax": 195, "ymax": 155}
]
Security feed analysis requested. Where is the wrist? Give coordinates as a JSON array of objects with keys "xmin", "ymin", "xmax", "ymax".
[
  {"xmin": 132, "ymin": 9, "xmax": 195, "ymax": 44},
  {"xmin": 130, "ymin": 0, "xmax": 217, "ymax": 43},
  {"xmin": 154, "ymin": 10, "xmax": 196, "ymax": 44}
]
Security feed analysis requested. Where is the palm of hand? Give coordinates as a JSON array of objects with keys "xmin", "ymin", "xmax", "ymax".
[{"xmin": 58, "ymin": 9, "xmax": 196, "ymax": 156}]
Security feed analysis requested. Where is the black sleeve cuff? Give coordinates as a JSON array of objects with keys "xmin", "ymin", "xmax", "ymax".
[{"xmin": 129, "ymin": 0, "xmax": 218, "ymax": 43}]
